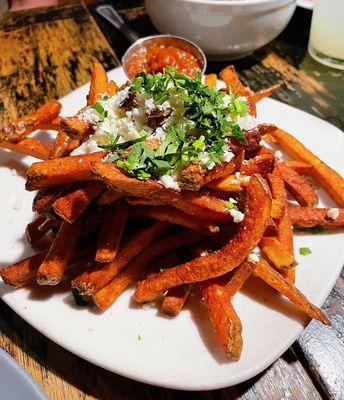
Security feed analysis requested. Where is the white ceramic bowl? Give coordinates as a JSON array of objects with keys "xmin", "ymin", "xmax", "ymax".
[{"xmin": 145, "ymin": 0, "xmax": 296, "ymax": 60}]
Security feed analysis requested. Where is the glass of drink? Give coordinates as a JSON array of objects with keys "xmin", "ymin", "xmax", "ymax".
[{"xmin": 308, "ymin": 0, "xmax": 344, "ymax": 70}]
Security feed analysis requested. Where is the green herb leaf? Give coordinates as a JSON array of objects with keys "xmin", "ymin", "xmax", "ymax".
[
  {"xmin": 100, "ymin": 135, "xmax": 147, "ymax": 151},
  {"xmin": 295, "ymin": 225, "xmax": 328, "ymax": 234},
  {"xmin": 299, "ymin": 247, "xmax": 312, "ymax": 255},
  {"xmin": 137, "ymin": 334, "xmax": 142, "ymax": 342},
  {"xmin": 224, "ymin": 201, "xmax": 238, "ymax": 211}
]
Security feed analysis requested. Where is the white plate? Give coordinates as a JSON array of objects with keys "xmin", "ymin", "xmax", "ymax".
[
  {"xmin": 1, "ymin": 67, "xmax": 343, "ymax": 391},
  {"xmin": 297, "ymin": 0, "xmax": 314, "ymax": 10}
]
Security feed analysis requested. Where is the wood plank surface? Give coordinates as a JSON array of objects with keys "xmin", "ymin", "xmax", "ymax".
[{"xmin": 0, "ymin": 1, "xmax": 343, "ymax": 399}]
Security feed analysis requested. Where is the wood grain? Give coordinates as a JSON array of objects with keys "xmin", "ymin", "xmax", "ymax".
[
  {"xmin": 0, "ymin": 2, "xmax": 343, "ymax": 400},
  {"xmin": 0, "ymin": 2, "xmax": 119, "ymax": 125}
]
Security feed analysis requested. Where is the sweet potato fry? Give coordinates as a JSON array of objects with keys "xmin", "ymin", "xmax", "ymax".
[
  {"xmin": 200, "ymin": 277, "xmax": 243, "ymax": 360},
  {"xmin": 271, "ymin": 199, "xmax": 284, "ymax": 220},
  {"xmin": 26, "ymin": 215, "xmax": 60, "ymax": 244},
  {"xmin": 130, "ymin": 205, "xmax": 216, "ymax": 231},
  {"xmin": 259, "ymin": 237, "xmax": 294, "ymax": 270},
  {"xmin": 92, "ymin": 230, "xmax": 204, "ymax": 310},
  {"xmin": 248, "ymin": 258, "xmax": 330, "ymax": 325},
  {"xmin": 219, "ymin": 65, "xmax": 256, "ymax": 116},
  {"xmin": 267, "ymin": 166, "xmax": 295, "ymax": 282},
  {"xmin": 33, "ymin": 186, "xmax": 65, "ymax": 213},
  {"xmin": 72, "ymin": 222, "xmax": 169, "ymax": 296},
  {"xmin": 87, "ymin": 60, "xmax": 108, "ymax": 106},
  {"xmin": 278, "ymin": 162, "xmax": 318, "ymax": 207},
  {"xmin": 95, "ymin": 200, "xmax": 128, "ymax": 262},
  {"xmin": 97, "ymin": 188, "xmax": 123, "ymax": 206},
  {"xmin": 250, "ymin": 83, "xmax": 280, "ymax": 104},
  {"xmin": 226, "ymin": 261, "xmax": 252, "ymax": 297},
  {"xmin": 270, "ymin": 128, "xmax": 344, "ymax": 207},
  {"xmin": 283, "ymin": 160, "xmax": 312, "ymax": 176},
  {"xmin": 37, "ymin": 217, "xmax": 84, "ymax": 285},
  {"xmin": 52, "ymin": 181, "xmax": 105, "ymax": 223},
  {"xmin": 0, "ymin": 137, "xmax": 52, "ymax": 160},
  {"xmin": 37, "ymin": 116, "xmax": 61, "ymax": 131},
  {"xmin": 0, "ymin": 246, "xmax": 91, "ymax": 288},
  {"xmin": 178, "ymin": 151, "xmax": 243, "ymax": 191},
  {"xmin": 26, "ymin": 152, "xmax": 106, "ymax": 191},
  {"xmin": 50, "ymin": 131, "xmax": 69, "ymax": 159},
  {"xmin": 0, "ymin": 100, "xmax": 62, "ymax": 143},
  {"xmin": 204, "ymin": 74, "xmax": 217, "ymax": 88},
  {"xmin": 60, "ymin": 115, "xmax": 94, "ymax": 142},
  {"xmin": 290, "ymin": 207, "xmax": 344, "ymax": 228},
  {"xmin": 207, "ymin": 154, "xmax": 275, "ymax": 192},
  {"xmin": 134, "ymin": 175, "xmax": 271, "ymax": 302},
  {"xmin": 161, "ymin": 284, "xmax": 194, "ymax": 317},
  {"xmin": 91, "ymin": 161, "xmax": 234, "ymax": 224},
  {"xmin": 108, "ymin": 80, "xmax": 119, "ymax": 96},
  {"xmin": 0, "ymin": 252, "xmax": 47, "ymax": 288}
]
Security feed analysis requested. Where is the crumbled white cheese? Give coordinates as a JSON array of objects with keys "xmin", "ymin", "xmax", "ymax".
[
  {"xmin": 248, "ymin": 253, "xmax": 260, "ymax": 263},
  {"xmin": 242, "ymin": 176, "xmax": 250, "ymax": 183},
  {"xmin": 145, "ymin": 98, "xmax": 155, "ymax": 111},
  {"xmin": 207, "ymin": 162, "xmax": 216, "ymax": 170},
  {"xmin": 274, "ymin": 150, "xmax": 283, "ymax": 161},
  {"xmin": 79, "ymin": 107, "xmax": 99, "ymax": 124},
  {"xmin": 228, "ymin": 197, "xmax": 237, "ymax": 204},
  {"xmin": 327, "ymin": 208, "xmax": 339, "ymax": 220},
  {"xmin": 220, "ymin": 150, "xmax": 234, "ymax": 163},
  {"xmin": 152, "ymin": 127, "xmax": 166, "ymax": 141},
  {"xmin": 159, "ymin": 174, "xmax": 180, "ymax": 191},
  {"xmin": 11, "ymin": 196, "xmax": 22, "ymax": 210},
  {"xmin": 71, "ymin": 139, "xmax": 102, "ymax": 156},
  {"xmin": 235, "ymin": 172, "xmax": 241, "ymax": 179},
  {"xmin": 229, "ymin": 208, "xmax": 244, "ymax": 223},
  {"xmin": 237, "ymin": 114, "xmax": 258, "ymax": 131},
  {"xmin": 200, "ymin": 251, "xmax": 208, "ymax": 257}
]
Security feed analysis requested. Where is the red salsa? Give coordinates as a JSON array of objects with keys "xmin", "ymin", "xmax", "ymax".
[{"xmin": 127, "ymin": 45, "xmax": 201, "ymax": 79}]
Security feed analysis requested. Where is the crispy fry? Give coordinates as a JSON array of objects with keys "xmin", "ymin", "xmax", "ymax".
[
  {"xmin": 130, "ymin": 205, "xmax": 216, "ymax": 231},
  {"xmin": 33, "ymin": 186, "xmax": 65, "ymax": 213},
  {"xmin": 95, "ymin": 200, "xmax": 128, "ymax": 262},
  {"xmin": 52, "ymin": 181, "xmax": 105, "ymax": 223},
  {"xmin": 1, "ymin": 137, "xmax": 52, "ymax": 160},
  {"xmin": 207, "ymin": 154, "xmax": 275, "ymax": 192},
  {"xmin": 37, "ymin": 217, "xmax": 84, "ymax": 285},
  {"xmin": 26, "ymin": 152, "xmax": 106, "ymax": 191},
  {"xmin": 38, "ymin": 116, "xmax": 61, "ymax": 131},
  {"xmin": 97, "ymin": 188, "xmax": 123, "ymax": 206},
  {"xmin": 259, "ymin": 237, "xmax": 294, "ymax": 270},
  {"xmin": 26, "ymin": 215, "xmax": 59, "ymax": 244},
  {"xmin": 267, "ymin": 166, "xmax": 295, "ymax": 282},
  {"xmin": 278, "ymin": 162, "xmax": 318, "ymax": 207},
  {"xmin": 92, "ymin": 230, "xmax": 204, "ymax": 310},
  {"xmin": 0, "ymin": 246, "xmax": 91, "ymax": 288},
  {"xmin": 290, "ymin": 207, "xmax": 344, "ymax": 227},
  {"xmin": 283, "ymin": 160, "xmax": 312, "ymax": 175},
  {"xmin": 72, "ymin": 222, "xmax": 169, "ymax": 296},
  {"xmin": 250, "ymin": 83, "xmax": 281, "ymax": 104},
  {"xmin": 50, "ymin": 131, "xmax": 69, "ymax": 159},
  {"xmin": 248, "ymin": 258, "xmax": 330, "ymax": 325},
  {"xmin": 134, "ymin": 175, "xmax": 271, "ymax": 302},
  {"xmin": 271, "ymin": 199, "xmax": 284, "ymax": 220},
  {"xmin": 178, "ymin": 151, "xmax": 243, "ymax": 191},
  {"xmin": 204, "ymin": 74, "xmax": 217, "ymax": 87},
  {"xmin": 0, "ymin": 100, "xmax": 61, "ymax": 143},
  {"xmin": 60, "ymin": 115, "xmax": 93, "ymax": 142},
  {"xmin": 162, "ymin": 284, "xmax": 193, "ymax": 316},
  {"xmin": 108, "ymin": 80, "xmax": 119, "ymax": 96},
  {"xmin": 270, "ymin": 128, "xmax": 344, "ymax": 207},
  {"xmin": 219, "ymin": 65, "xmax": 256, "ymax": 116},
  {"xmin": 91, "ymin": 161, "xmax": 235, "ymax": 223},
  {"xmin": 226, "ymin": 261, "xmax": 252, "ymax": 297},
  {"xmin": 87, "ymin": 60, "xmax": 108, "ymax": 106},
  {"xmin": 200, "ymin": 277, "xmax": 243, "ymax": 359}
]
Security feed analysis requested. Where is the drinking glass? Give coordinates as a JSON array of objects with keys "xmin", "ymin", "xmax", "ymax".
[{"xmin": 308, "ymin": 0, "xmax": 344, "ymax": 70}]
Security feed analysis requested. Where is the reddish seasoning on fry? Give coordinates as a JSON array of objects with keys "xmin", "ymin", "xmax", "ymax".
[{"xmin": 127, "ymin": 45, "xmax": 201, "ymax": 79}]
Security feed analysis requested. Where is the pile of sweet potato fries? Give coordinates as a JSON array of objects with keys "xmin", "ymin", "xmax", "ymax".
[{"xmin": 1, "ymin": 61, "xmax": 343, "ymax": 360}]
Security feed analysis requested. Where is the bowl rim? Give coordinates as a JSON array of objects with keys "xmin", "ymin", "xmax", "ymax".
[{"xmin": 147, "ymin": 0, "xmax": 295, "ymax": 6}]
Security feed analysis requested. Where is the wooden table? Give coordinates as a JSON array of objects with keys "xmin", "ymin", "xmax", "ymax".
[{"xmin": 0, "ymin": 2, "xmax": 343, "ymax": 399}]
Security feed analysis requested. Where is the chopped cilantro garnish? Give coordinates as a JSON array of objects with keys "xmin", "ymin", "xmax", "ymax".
[
  {"xmin": 100, "ymin": 135, "xmax": 147, "ymax": 151},
  {"xmin": 91, "ymin": 102, "xmax": 107, "ymax": 122},
  {"xmin": 224, "ymin": 201, "xmax": 239, "ymax": 211},
  {"xmin": 138, "ymin": 334, "xmax": 142, "ymax": 341},
  {"xmin": 182, "ymin": 285, "xmax": 190, "ymax": 294},
  {"xmin": 299, "ymin": 247, "xmax": 312, "ymax": 255}
]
